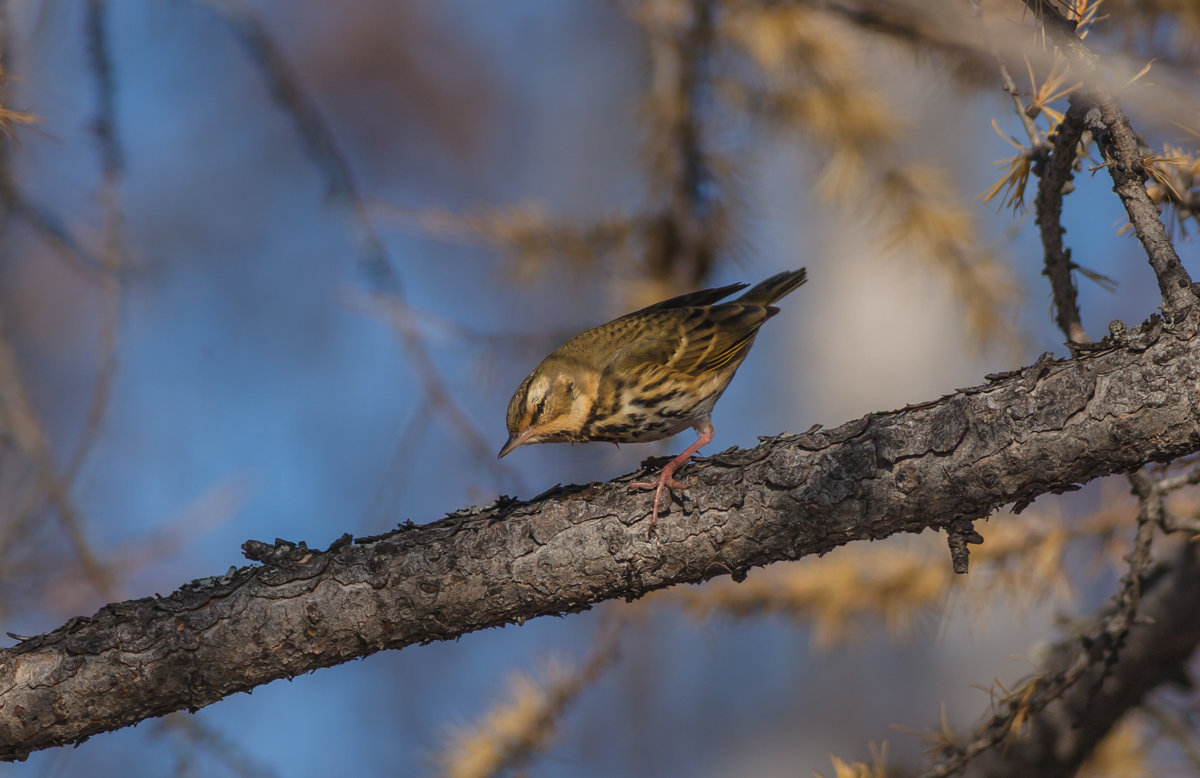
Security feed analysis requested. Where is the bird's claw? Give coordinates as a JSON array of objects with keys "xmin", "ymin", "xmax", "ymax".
[{"xmin": 629, "ymin": 477, "xmax": 690, "ymax": 531}]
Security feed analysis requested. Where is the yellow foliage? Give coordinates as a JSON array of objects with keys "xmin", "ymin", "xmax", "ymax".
[
  {"xmin": 434, "ymin": 640, "xmax": 616, "ymax": 778},
  {"xmin": 817, "ymin": 743, "xmax": 888, "ymax": 778},
  {"xmin": 0, "ymin": 66, "xmax": 37, "ymax": 136},
  {"xmin": 723, "ymin": 6, "xmax": 856, "ymax": 80}
]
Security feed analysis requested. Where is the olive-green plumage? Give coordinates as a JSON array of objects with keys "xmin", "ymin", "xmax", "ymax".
[{"xmin": 499, "ymin": 268, "xmax": 807, "ymax": 526}]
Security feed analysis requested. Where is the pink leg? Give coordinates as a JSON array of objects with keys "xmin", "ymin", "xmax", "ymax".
[{"xmin": 629, "ymin": 426, "xmax": 714, "ymax": 529}]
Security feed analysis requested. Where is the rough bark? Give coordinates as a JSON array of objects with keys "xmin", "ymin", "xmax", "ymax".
[
  {"xmin": 2, "ymin": 313, "xmax": 1200, "ymax": 760},
  {"xmin": 1034, "ymin": 100, "xmax": 1088, "ymax": 345}
]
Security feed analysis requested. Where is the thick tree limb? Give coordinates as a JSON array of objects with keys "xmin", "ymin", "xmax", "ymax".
[{"xmin": 3, "ymin": 314, "xmax": 1200, "ymax": 760}]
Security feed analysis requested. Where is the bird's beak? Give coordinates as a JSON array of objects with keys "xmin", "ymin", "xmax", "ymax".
[{"xmin": 497, "ymin": 429, "xmax": 535, "ymax": 459}]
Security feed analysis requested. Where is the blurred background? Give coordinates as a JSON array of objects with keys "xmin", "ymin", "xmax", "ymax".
[{"xmin": 1, "ymin": 0, "xmax": 1199, "ymax": 775}]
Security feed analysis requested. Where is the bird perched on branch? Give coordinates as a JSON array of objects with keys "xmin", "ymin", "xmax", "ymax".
[{"xmin": 499, "ymin": 268, "xmax": 807, "ymax": 529}]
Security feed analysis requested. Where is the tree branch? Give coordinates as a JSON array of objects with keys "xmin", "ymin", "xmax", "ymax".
[
  {"xmin": 1034, "ymin": 100, "xmax": 1088, "ymax": 345},
  {"xmin": 3, "ymin": 313, "xmax": 1200, "ymax": 760},
  {"xmin": 956, "ymin": 538, "xmax": 1200, "ymax": 778},
  {"xmin": 927, "ymin": 468, "xmax": 1170, "ymax": 778},
  {"xmin": 1022, "ymin": 0, "xmax": 1197, "ymax": 316},
  {"xmin": 814, "ymin": 0, "xmax": 993, "ymax": 79},
  {"xmin": 643, "ymin": 0, "xmax": 721, "ymax": 288}
]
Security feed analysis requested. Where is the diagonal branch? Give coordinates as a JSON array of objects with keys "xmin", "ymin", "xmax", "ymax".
[
  {"xmin": 953, "ymin": 538, "xmax": 1200, "ymax": 778},
  {"xmin": 2, "ymin": 313, "xmax": 1200, "ymax": 760},
  {"xmin": 925, "ymin": 468, "xmax": 1169, "ymax": 778},
  {"xmin": 814, "ymin": 0, "xmax": 992, "ymax": 77},
  {"xmin": 1022, "ymin": 0, "xmax": 1196, "ymax": 316},
  {"xmin": 200, "ymin": 0, "xmax": 510, "ymax": 476}
]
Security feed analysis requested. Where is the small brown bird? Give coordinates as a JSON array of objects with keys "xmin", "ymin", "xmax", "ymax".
[{"xmin": 499, "ymin": 268, "xmax": 807, "ymax": 527}]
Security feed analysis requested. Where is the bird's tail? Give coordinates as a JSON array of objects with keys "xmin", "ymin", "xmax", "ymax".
[{"xmin": 736, "ymin": 268, "xmax": 807, "ymax": 306}]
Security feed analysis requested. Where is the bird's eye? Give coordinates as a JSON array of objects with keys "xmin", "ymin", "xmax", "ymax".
[{"xmin": 534, "ymin": 397, "xmax": 546, "ymax": 417}]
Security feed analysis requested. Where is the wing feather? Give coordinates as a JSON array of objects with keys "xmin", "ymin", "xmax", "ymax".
[{"xmin": 605, "ymin": 304, "xmax": 774, "ymax": 379}]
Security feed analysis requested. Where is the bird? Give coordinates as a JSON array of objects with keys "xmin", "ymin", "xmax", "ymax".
[{"xmin": 498, "ymin": 268, "xmax": 807, "ymax": 529}]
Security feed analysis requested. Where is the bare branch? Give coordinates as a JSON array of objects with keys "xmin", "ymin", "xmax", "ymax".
[
  {"xmin": 949, "ymin": 539, "xmax": 1200, "ymax": 778},
  {"xmin": 921, "ymin": 466, "xmax": 1170, "ymax": 778},
  {"xmin": 152, "ymin": 714, "xmax": 280, "ymax": 778},
  {"xmin": 1034, "ymin": 101, "xmax": 1089, "ymax": 345},
  {"xmin": 0, "ymin": 322, "xmax": 116, "ymax": 598},
  {"xmin": 3, "ymin": 311, "xmax": 1200, "ymax": 759},
  {"xmin": 67, "ymin": 0, "xmax": 124, "ymax": 495},
  {"xmin": 0, "ymin": 48, "xmax": 105, "ymax": 280},
  {"xmin": 199, "ymin": 0, "xmax": 509, "ymax": 478},
  {"xmin": 809, "ymin": 0, "xmax": 994, "ymax": 79},
  {"xmin": 1023, "ymin": 0, "xmax": 1197, "ymax": 316},
  {"xmin": 639, "ymin": 0, "xmax": 723, "ymax": 289}
]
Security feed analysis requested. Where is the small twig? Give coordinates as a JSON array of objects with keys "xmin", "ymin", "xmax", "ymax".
[
  {"xmin": 0, "ymin": 188, "xmax": 106, "ymax": 279},
  {"xmin": 153, "ymin": 713, "xmax": 280, "ymax": 778},
  {"xmin": 362, "ymin": 397, "xmax": 433, "ymax": 529},
  {"xmin": 201, "ymin": 0, "xmax": 392, "ymax": 288},
  {"xmin": 344, "ymin": 290, "xmax": 562, "ymax": 355},
  {"xmin": 997, "ymin": 59, "xmax": 1044, "ymax": 146},
  {"xmin": 946, "ymin": 518, "xmax": 984, "ymax": 574},
  {"xmin": 367, "ymin": 292, "xmax": 523, "ymax": 480},
  {"xmin": 1155, "ymin": 459, "xmax": 1200, "ymax": 493},
  {"xmin": 0, "ymin": 323, "xmax": 116, "ymax": 598},
  {"xmin": 85, "ymin": 0, "xmax": 123, "ymax": 177},
  {"xmin": 1150, "ymin": 461, "xmax": 1200, "ymax": 535},
  {"xmin": 1091, "ymin": 470, "xmax": 1160, "ymax": 687},
  {"xmin": 979, "ymin": 11, "xmax": 1089, "ymax": 346},
  {"xmin": 66, "ymin": 0, "xmax": 124, "ymax": 490}
]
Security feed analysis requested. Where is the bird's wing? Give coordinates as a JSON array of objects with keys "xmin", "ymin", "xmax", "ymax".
[
  {"xmin": 555, "ymin": 282, "xmax": 753, "ymax": 364},
  {"xmin": 607, "ymin": 304, "xmax": 776, "ymax": 379}
]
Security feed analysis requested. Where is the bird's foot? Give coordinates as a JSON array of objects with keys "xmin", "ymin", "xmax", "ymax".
[{"xmin": 629, "ymin": 475, "xmax": 690, "ymax": 531}]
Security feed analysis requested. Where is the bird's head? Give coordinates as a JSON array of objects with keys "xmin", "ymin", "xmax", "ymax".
[{"xmin": 498, "ymin": 360, "xmax": 596, "ymax": 458}]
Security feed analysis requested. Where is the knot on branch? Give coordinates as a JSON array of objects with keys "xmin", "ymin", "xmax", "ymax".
[
  {"xmin": 1082, "ymin": 105, "xmax": 1107, "ymax": 146},
  {"xmin": 243, "ymin": 537, "xmax": 336, "ymax": 585},
  {"xmin": 243, "ymin": 534, "xmax": 353, "ymax": 561},
  {"xmin": 243, "ymin": 537, "xmax": 322, "ymax": 565}
]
